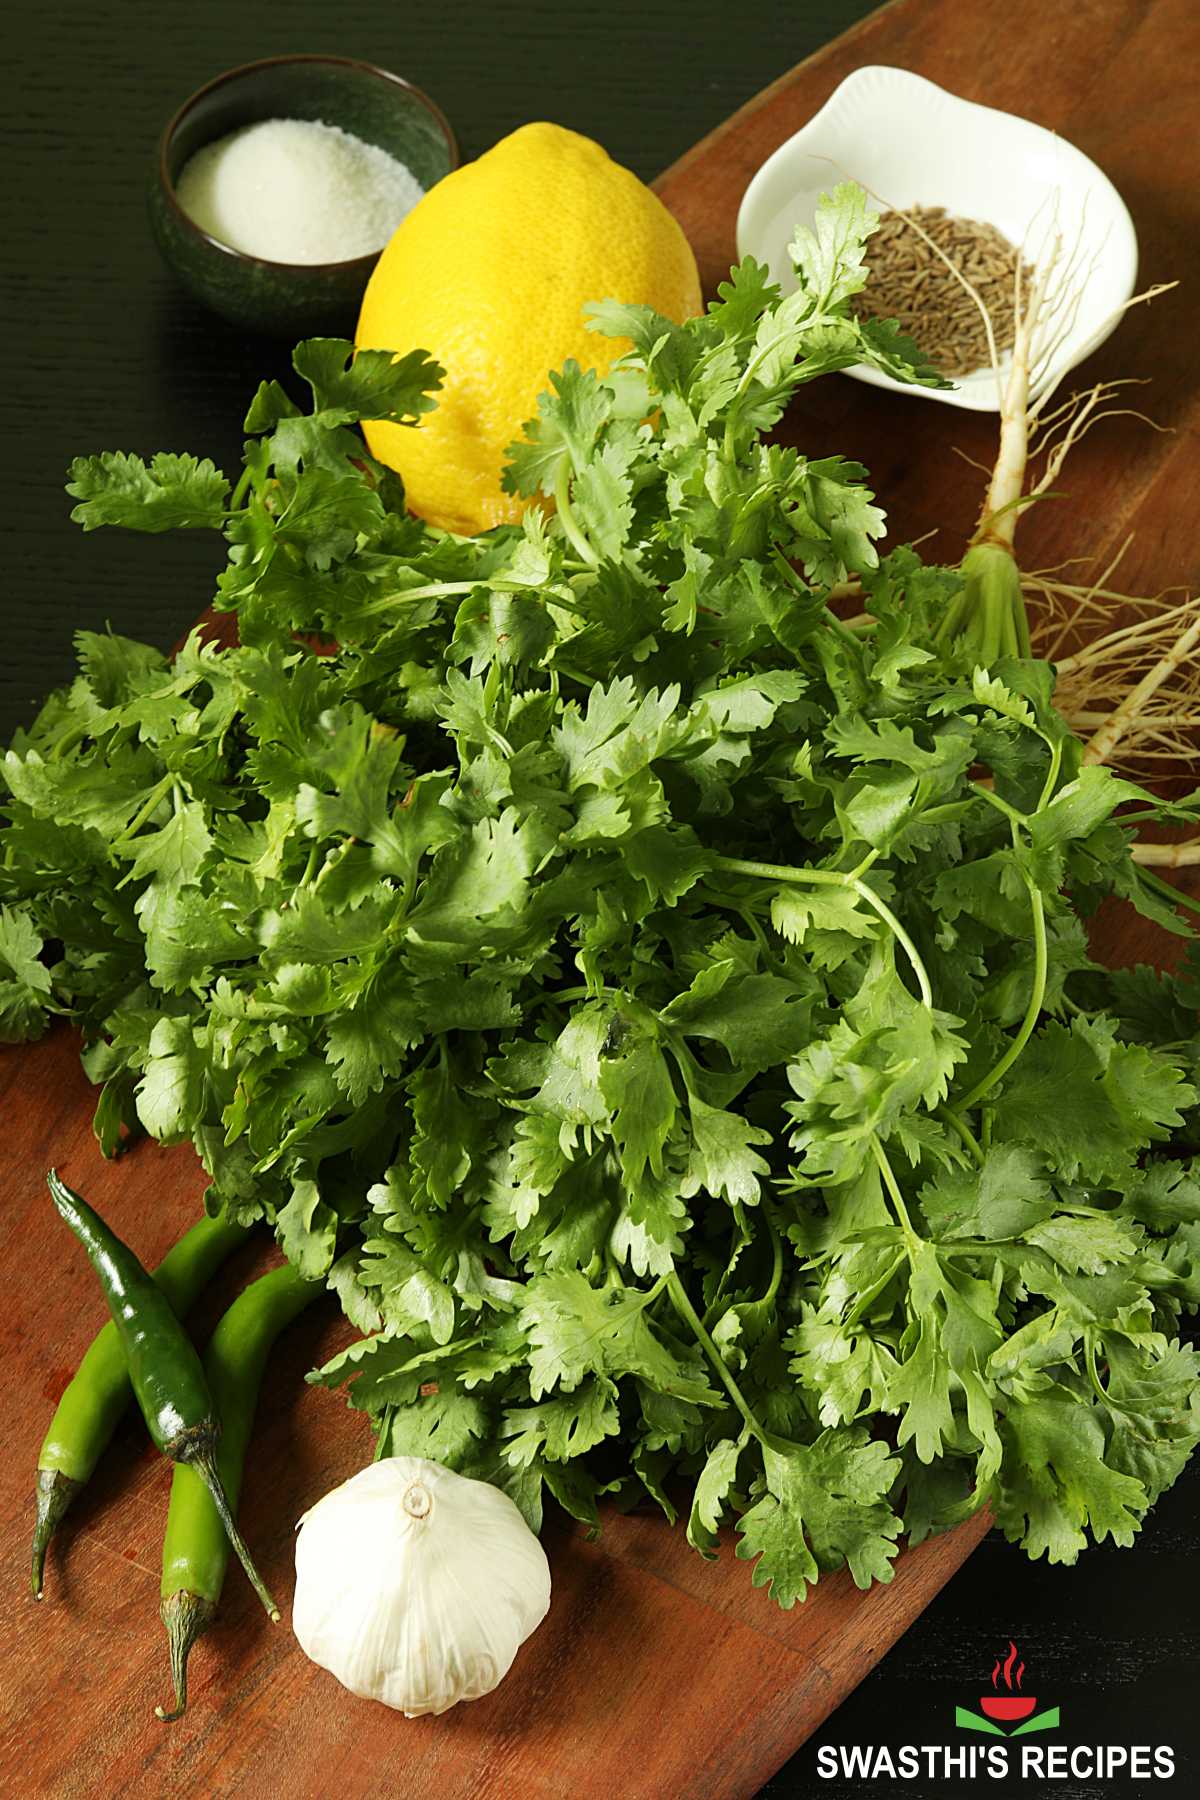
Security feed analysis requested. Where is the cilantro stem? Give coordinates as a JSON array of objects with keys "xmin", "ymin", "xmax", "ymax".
[
  {"xmin": 1084, "ymin": 1333, "xmax": 1116, "ymax": 1409},
  {"xmin": 955, "ymin": 877, "xmax": 1047, "ymax": 1112},
  {"xmin": 734, "ymin": 311, "xmax": 838, "ymax": 402},
  {"xmin": 312, "ymin": 836, "xmax": 357, "ymax": 891},
  {"xmin": 713, "ymin": 856, "xmax": 846, "ymax": 887},
  {"xmin": 112, "ymin": 774, "xmax": 174, "ymax": 848},
  {"xmin": 550, "ymin": 983, "xmax": 620, "ymax": 1005},
  {"xmin": 1135, "ymin": 866, "xmax": 1200, "ymax": 920},
  {"xmin": 844, "ymin": 1250, "xmax": 906, "ymax": 1328},
  {"xmin": 849, "ymin": 847, "xmax": 882, "ymax": 881},
  {"xmin": 552, "ymin": 661, "xmax": 601, "ymax": 689},
  {"xmin": 737, "ymin": 907, "xmax": 775, "ymax": 962},
  {"xmin": 1036, "ymin": 736, "xmax": 1064, "ymax": 814},
  {"xmin": 373, "ymin": 1406, "xmax": 394, "ymax": 1460},
  {"xmin": 770, "ymin": 549, "xmax": 864, "ymax": 655},
  {"xmin": 1117, "ymin": 806, "xmax": 1200, "ymax": 826},
  {"xmin": 366, "ymin": 580, "xmax": 480, "ymax": 607},
  {"xmin": 665, "ymin": 1271, "xmax": 768, "ymax": 1443},
  {"xmin": 229, "ymin": 468, "xmax": 252, "ymax": 511},
  {"xmin": 848, "ymin": 882, "xmax": 933, "ymax": 1008},
  {"xmin": 711, "ymin": 856, "xmax": 933, "ymax": 1007},
  {"xmin": 939, "ymin": 1105, "xmax": 985, "ymax": 1167},
  {"xmin": 357, "ymin": 577, "xmax": 545, "ymax": 615},
  {"xmin": 870, "ymin": 1137, "xmax": 921, "ymax": 1256},
  {"xmin": 702, "ymin": 1206, "xmax": 784, "ymax": 1331},
  {"xmin": 48, "ymin": 725, "xmax": 89, "ymax": 763},
  {"xmin": 970, "ymin": 781, "xmax": 1025, "ymax": 828},
  {"xmin": 917, "ymin": 801, "xmax": 972, "ymax": 825},
  {"xmin": 762, "ymin": 1205, "xmax": 784, "ymax": 1308},
  {"xmin": 554, "ymin": 461, "xmax": 599, "ymax": 568}
]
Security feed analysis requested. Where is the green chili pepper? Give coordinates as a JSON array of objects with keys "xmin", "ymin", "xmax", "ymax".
[
  {"xmin": 32, "ymin": 1208, "xmax": 250, "ymax": 1598},
  {"xmin": 157, "ymin": 1261, "xmax": 319, "ymax": 1721},
  {"xmin": 46, "ymin": 1169, "xmax": 279, "ymax": 1622}
]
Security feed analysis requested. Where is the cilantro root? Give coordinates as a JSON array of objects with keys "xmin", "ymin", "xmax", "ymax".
[
  {"xmin": 6, "ymin": 186, "xmax": 1200, "ymax": 1606},
  {"xmin": 924, "ymin": 204, "xmax": 1196, "ymax": 792}
]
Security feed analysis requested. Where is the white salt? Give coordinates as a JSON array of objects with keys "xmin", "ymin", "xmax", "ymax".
[{"xmin": 175, "ymin": 117, "xmax": 424, "ymax": 264}]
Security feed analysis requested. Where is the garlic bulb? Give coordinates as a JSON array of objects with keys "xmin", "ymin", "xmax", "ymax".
[{"xmin": 292, "ymin": 1456, "xmax": 552, "ymax": 1715}]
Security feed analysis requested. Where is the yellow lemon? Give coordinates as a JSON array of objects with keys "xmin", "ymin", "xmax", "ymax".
[{"xmin": 355, "ymin": 122, "xmax": 702, "ymax": 535}]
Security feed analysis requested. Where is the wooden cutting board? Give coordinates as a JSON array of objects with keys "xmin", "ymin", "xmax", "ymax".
[{"xmin": 2, "ymin": 1, "xmax": 1198, "ymax": 1793}]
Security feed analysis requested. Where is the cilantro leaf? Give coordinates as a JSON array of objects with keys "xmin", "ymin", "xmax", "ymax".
[
  {"xmin": 7, "ymin": 179, "xmax": 1197, "ymax": 1617},
  {"xmin": 736, "ymin": 1431, "xmax": 902, "ymax": 1607},
  {"xmin": 920, "ymin": 1145, "xmax": 1054, "ymax": 1241},
  {"xmin": 67, "ymin": 452, "xmax": 230, "ymax": 531},
  {"xmin": 519, "ymin": 1270, "xmax": 716, "ymax": 1406},
  {"xmin": 0, "ymin": 905, "xmax": 53, "ymax": 1041},
  {"xmin": 290, "ymin": 338, "xmax": 444, "ymax": 423},
  {"xmin": 276, "ymin": 1177, "xmax": 338, "ymax": 1279},
  {"xmin": 789, "ymin": 182, "xmax": 877, "ymax": 312},
  {"xmin": 135, "ymin": 1015, "xmax": 206, "ymax": 1142},
  {"xmin": 993, "ymin": 1019, "xmax": 1195, "ymax": 1183},
  {"xmin": 688, "ymin": 1434, "xmax": 747, "ymax": 1556},
  {"xmin": 681, "ymin": 1095, "xmax": 771, "ymax": 1206},
  {"xmin": 996, "ymin": 1390, "xmax": 1148, "ymax": 1562},
  {"xmin": 502, "ymin": 1378, "xmax": 621, "ymax": 1465}
]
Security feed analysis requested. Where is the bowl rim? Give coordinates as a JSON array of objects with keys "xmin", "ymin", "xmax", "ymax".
[
  {"xmin": 156, "ymin": 52, "xmax": 459, "ymax": 275},
  {"xmin": 979, "ymin": 1694, "xmax": 1037, "ymax": 1719},
  {"xmin": 735, "ymin": 64, "xmax": 1139, "ymax": 413}
]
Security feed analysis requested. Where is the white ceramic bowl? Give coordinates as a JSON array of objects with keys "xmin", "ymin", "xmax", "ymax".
[{"xmin": 735, "ymin": 65, "xmax": 1138, "ymax": 411}]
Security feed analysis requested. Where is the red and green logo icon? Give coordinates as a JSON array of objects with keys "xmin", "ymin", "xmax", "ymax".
[{"xmin": 955, "ymin": 1641, "xmax": 1060, "ymax": 1738}]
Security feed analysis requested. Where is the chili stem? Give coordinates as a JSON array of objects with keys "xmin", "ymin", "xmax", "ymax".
[
  {"xmin": 155, "ymin": 1591, "xmax": 215, "ymax": 1722},
  {"xmin": 188, "ymin": 1448, "xmax": 280, "ymax": 1622}
]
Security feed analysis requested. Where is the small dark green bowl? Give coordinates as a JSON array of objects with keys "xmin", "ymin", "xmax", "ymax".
[{"xmin": 149, "ymin": 54, "xmax": 458, "ymax": 337}]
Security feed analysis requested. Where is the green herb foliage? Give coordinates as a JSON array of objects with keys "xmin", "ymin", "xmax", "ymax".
[{"xmin": 5, "ymin": 189, "xmax": 1199, "ymax": 1599}]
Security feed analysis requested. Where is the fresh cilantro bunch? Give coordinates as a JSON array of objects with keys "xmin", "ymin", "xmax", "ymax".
[{"xmin": 4, "ymin": 187, "xmax": 1199, "ymax": 1603}]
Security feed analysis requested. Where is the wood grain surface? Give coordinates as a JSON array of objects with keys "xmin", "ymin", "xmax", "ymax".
[
  {"xmin": 0, "ymin": 1031, "xmax": 988, "ymax": 1798},
  {"xmin": 2, "ymin": 0, "xmax": 1199, "ymax": 1795}
]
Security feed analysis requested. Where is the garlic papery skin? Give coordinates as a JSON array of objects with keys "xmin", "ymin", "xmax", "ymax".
[{"xmin": 292, "ymin": 1456, "xmax": 552, "ymax": 1716}]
